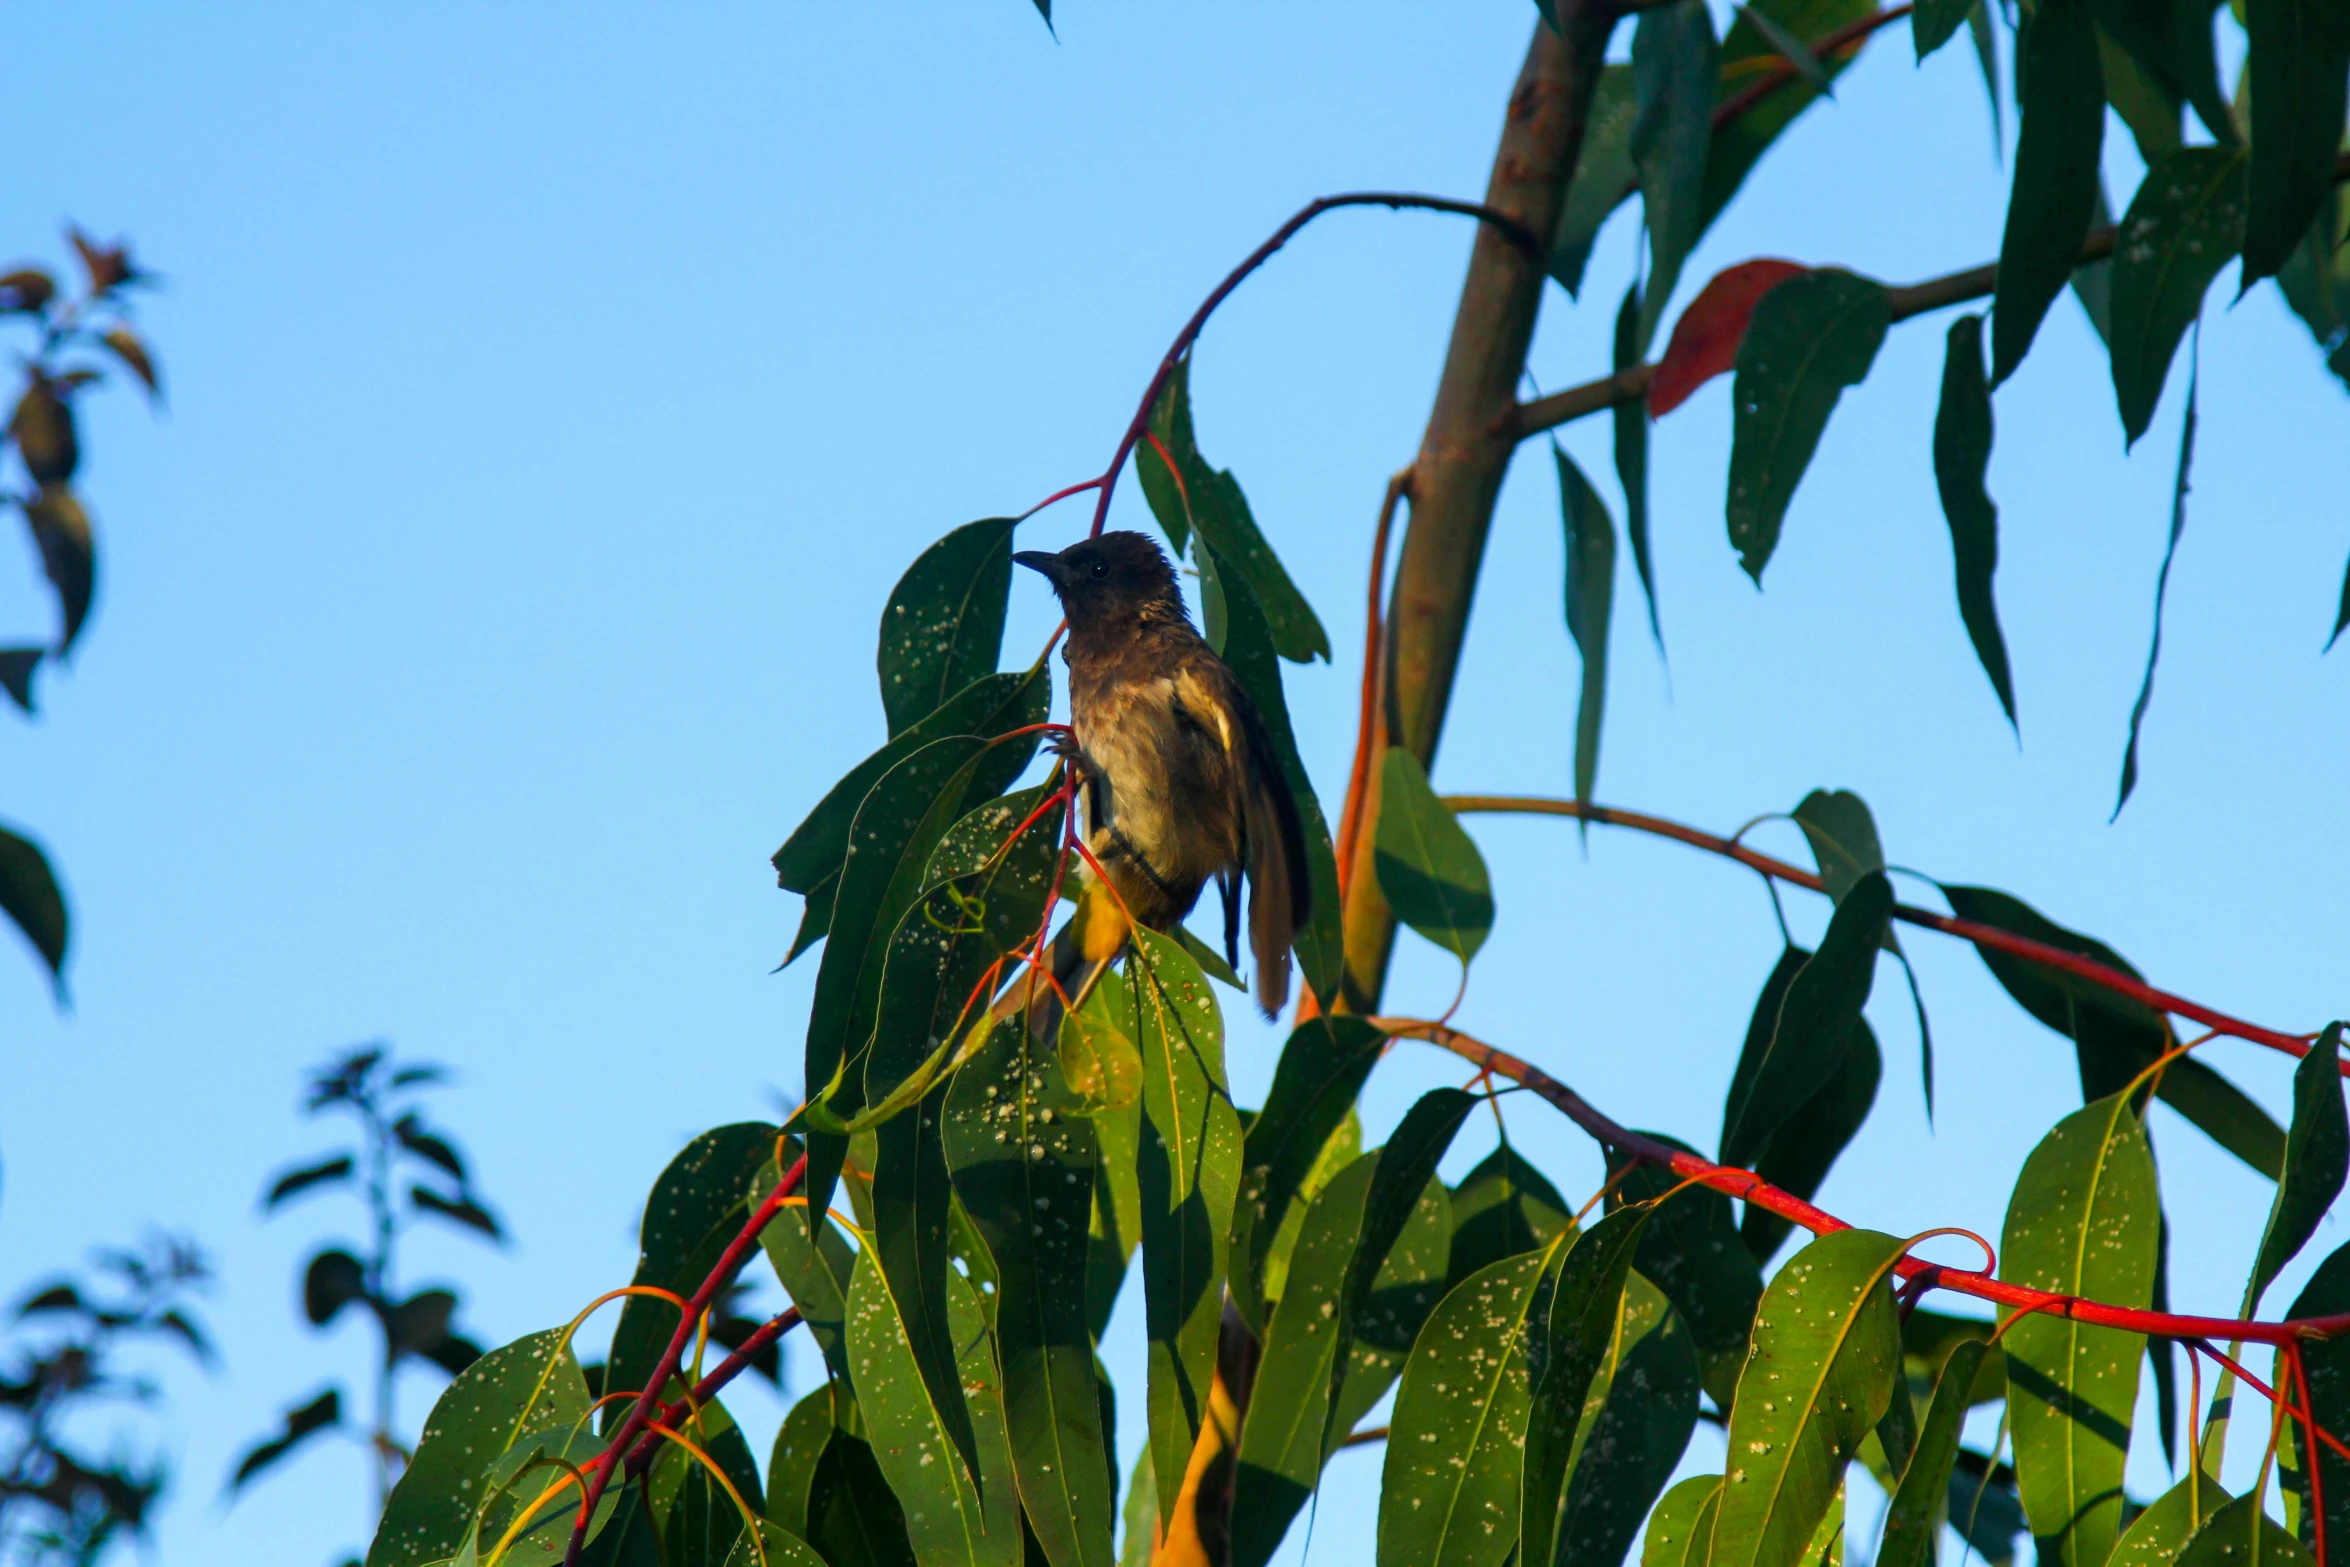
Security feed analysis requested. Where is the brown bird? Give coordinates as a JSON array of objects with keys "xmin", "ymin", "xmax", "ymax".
[{"xmin": 1013, "ymin": 531, "xmax": 1310, "ymax": 1016}]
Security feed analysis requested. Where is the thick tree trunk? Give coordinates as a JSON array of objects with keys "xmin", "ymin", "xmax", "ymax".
[{"xmin": 1337, "ymin": 3, "xmax": 1617, "ymax": 1013}]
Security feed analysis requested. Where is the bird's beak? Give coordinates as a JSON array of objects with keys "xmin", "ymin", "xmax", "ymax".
[{"xmin": 1012, "ymin": 550, "xmax": 1066, "ymax": 588}]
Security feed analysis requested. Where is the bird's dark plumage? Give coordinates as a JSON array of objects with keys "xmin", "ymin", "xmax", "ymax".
[{"xmin": 1014, "ymin": 530, "xmax": 1310, "ymax": 1015}]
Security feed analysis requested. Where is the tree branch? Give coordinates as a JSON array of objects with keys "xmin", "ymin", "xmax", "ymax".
[{"xmin": 1444, "ymin": 792, "xmax": 2324, "ymax": 1062}]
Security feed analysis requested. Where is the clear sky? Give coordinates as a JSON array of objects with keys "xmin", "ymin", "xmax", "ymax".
[{"xmin": 1, "ymin": 5, "xmax": 2343, "ymax": 1565}]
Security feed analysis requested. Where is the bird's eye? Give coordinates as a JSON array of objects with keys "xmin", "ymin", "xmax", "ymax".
[{"xmin": 1090, "ymin": 562, "xmax": 1109, "ymax": 579}]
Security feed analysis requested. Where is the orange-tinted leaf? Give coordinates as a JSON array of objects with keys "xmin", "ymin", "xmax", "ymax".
[
  {"xmin": 10, "ymin": 379, "xmax": 78, "ymax": 485},
  {"xmin": 1648, "ymin": 258, "xmax": 1809, "ymax": 416},
  {"xmin": 101, "ymin": 327, "xmax": 160, "ymax": 400},
  {"xmin": 0, "ymin": 270, "xmax": 55, "ymax": 314},
  {"xmin": 66, "ymin": 227, "xmax": 135, "ymax": 293},
  {"xmin": 22, "ymin": 484, "xmax": 94, "ymax": 654}
]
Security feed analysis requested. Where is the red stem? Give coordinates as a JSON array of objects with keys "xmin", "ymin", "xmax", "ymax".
[
  {"xmin": 1709, "ymin": 4, "xmax": 1916, "ymax": 127},
  {"xmin": 1443, "ymin": 796, "xmax": 2324, "ymax": 1064},
  {"xmin": 1386, "ymin": 1020, "xmax": 2350, "ymax": 1351},
  {"xmin": 1083, "ymin": 193, "xmax": 1539, "ymax": 540},
  {"xmin": 617, "ymin": 1306, "xmax": 805, "ymax": 1479},
  {"xmin": 564, "ymin": 1153, "xmax": 808, "ymax": 1565},
  {"xmin": 2299, "ymin": 1343, "xmax": 2332, "ymax": 1566}
]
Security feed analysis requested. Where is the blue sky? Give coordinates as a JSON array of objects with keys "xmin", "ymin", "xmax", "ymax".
[{"xmin": 0, "ymin": 5, "xmax": 2343, "ymax": 1565}]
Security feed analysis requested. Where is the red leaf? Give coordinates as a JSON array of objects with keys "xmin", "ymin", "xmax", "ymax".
[{"xmin": 1648, "ymin": 259, "xmax": 1810, "ymax": 417}]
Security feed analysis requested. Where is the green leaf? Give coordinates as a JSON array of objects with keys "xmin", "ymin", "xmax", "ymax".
[
  {"xmin": 878, "ymin": 519, "xmax": 1017, "ymax": 739},
  {"xmin": 1376, "ymin": 1251, "xmax": 1550, "ymax": 1567},
  {"xmin": 643, "ymin": 1388, "xmax": 762, "ymax": 1565},
  {"xmin": 1644, "ymin": 1477, "xmax": 1724, "ymax": 1567},
  {"xmin": 2075, "ymin": 181, "xmax": 2120, "ymax": 345},
  {"xmin": 1609, "ymin": 1138, "xmax": 1764, "ymax": 1405},
  {"xmin": 867, "ymin": 1087, "xmax": 980, "ymax": 1493},
  {"xmin": 1991, "ymin": 0, "xmax": 2106, "ymax": 383},
  {"xmin": 722, "ymin": 1523, "xmax": 832, "ymax": 1567},
  {"xmin": 2177, "ymin": 1494, "xmax": 2316, "ymax": 1567},
  {"xmin": 2248, "ymin": 1025, "xmax": 2349, "ymax": 1312},
  {"xmin": 1195, "ymin": 544, "xmax": 1344, "ymax": 1006},
  {"xmin": 1933, "ymin": 314, "xmax": 2019, "ymax": 727},
  {"xmin": 0, "ymin": 823, "xmax": 67, "ymax": 986},
  {"xmin": 2115, "ymin": 359, "xmax": 2197, "ymax": 816},
  {"xmin": 1790, "ymin": 789, "xmax": 1887, "ymax": 908},
  {"xmin": 767, "ymin": 1386, "xmax": 837, "ymax": 1538},
  {"xmin": 1555, "ymin": 443, "xmax": 1617, "ymax": 810},
  {"xmin": 865, "ymin": 783, "xmax": 1066, "ymax": 1112},
  {"xmin": 1126, "ymin": 929, "xmax": 1242, "ymax": 1520},
  {"xmin": 1375, "ymin": 748, "xmax": 1495, "ymax": 966},
  {"xmin": 1614, "ymin": 281, "xmax": 1663, "ymax": 655},
  {"xmin": 2276, "ymin": 183, "xmax": 2350, "ymax": 397},
  {"xmin": 2098, "ymin": 26, "xmax": 2186, "ymax": 164},
  {"xmin": 1710, "ymin": 1229, "xmax": 1907, "ymax": 1567},
  {"xmin": 1550, "ymin": 67, "xmax": 1639, "ymax": 297},
  {"xmin": 2091, "ymin": 0, "xmax": 2235, "ymax": 149},
  {"xmin": 1523, "ymin": 1210, "xmax": 1652, "ymax": 1567},
  {"xmin": 1118, "ymin": 1445, "xmax": 1156, "ymax": 1567},
  {"xmin": 368, "ymin": 1329, "xmax": 596, "ymax": 1567},
  {"xmin": 757, "ymin": 1155, "xmax": 857, "ymax": 1392},
  {"xmin": 1720, "ymin": 871, "xmax": 1891, "ymax": 1169},
  {"xmin": 1916, "ymin": 0, "xmax": 1976, "ymax": 58},
  {"xmin": 231, "ymin": 1387, "xmax": 343, "ymax": 1493},
  {"xmin": 1449, "ymin": 1143, "xmax": 1576, "ymax": 1286},
  {"xmin": 2245, "ymin": 0, "xmax": 2350, "ymax": 284},
  {"xmin": 774, "ymin": 668, "xmax": 1049, "ymax": 901},
  {"xmin": 1633, "ymin": 0, "xmax": 1722, "ymax": 346},
  {"xmin": 805, "ymin": 1428, "xmax": 920, "ymax": 1567},
  {"xmin": 1231, "ymin": 1016, "xmax": 1387, "ymax": 1333},
  {"xmin": 2002, "ymin": 1091, "xmax": 2159, "ymax": 1567},
  {"xmin": 2111, "ymin": 149, "xmax": 2245, "ymax": 446},
  {"xmin": 1085, "ymin": 1000, "xmax": 1145, "ymax": 1342},
  {"xmin": 2107, "ymin": 1474, "xmax": 2228, "ymax": 1567},
  {"xmin": 1137, "ymin": 356, "xmax": 1328, "ymax": 663},
  {"xmin": 1938, "ymin": 884, "xmax": 2286, "ymax": 1175},
  {"xmin": 1742, "ymin": 3, "xmax": 1837, "ymax": 92},
  {"xmin": 2284, "ymin": 1243, "xmax": 2350, "ymax": 1560},
  {"xmin": 943, "ymin": 1021, "xmax": 1115, "ymax": 1567},
  {"xmin": 1230, "ymin": 1154, "xmax": 1449, "ymax": 1567},
  {"xmin": 1903, "ymin": 1308, "xmax": 2008, "ymax": 1406},
  {"xmin": 1552, "ymin": 1269, "xmax": 1703, "ymax": 1567},
  {"xmin": 1743, "ymin": 1019, "xmax": 1881, "ymax": 1265},
  {"xmin": 606, "ymin": 1123, "xmax": 779, "ymax": 1423},
  {"xmin": 1726, "ymin": 270, "xmax": 1891, "ymax": 581},
  {"xmin": 845, "ymin": 1248, "xmax": 1020, "ymax": 1567},
  {"xmin": 1877, "ymin": 1339, "xmax": 1991, "ymax": 1567},
  {"xmin": 1701, "ymin": 0, "xmax": 1880, "ymax": 234}
]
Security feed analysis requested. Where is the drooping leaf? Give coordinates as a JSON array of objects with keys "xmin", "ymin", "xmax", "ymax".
[
  {"xmin": 867, "ymin": 1087, "xmax": 980, "ymax": 1491},
  {"xmin": 605, "ymin": 1124, "xmax": 777, "ymax": 1423},
  {"xmin": 1522, "ymin": 1210, "xmax": 1652, "ymax": 1567},
  {"xmin": 1933, "ymin": 313, "xmax": 2019, "ymax": 727},
  {"xmin": 1991, "ymin": 0, "xmax": 2106, "ymax": 383},
  {"xmin": 264, "ymin": 1154, "xmax": 357, "ymax": 1211},
  {"xmin": 2175, "ymin": 1494, "xmax": 2316, "ymax": 1567},
  {"xmin": 1195, "ymin": 545, "xmax": 1344, "ymax": 1006},
  {"xmin": 2276, "ymin": 183, "xmax": 2350, "ymax": 397},
  {"xmin": 1915, "ymin": 0, "xmax": 1976, "ymax": 58},
  {"xmin": 1701, "ymin": 0, "xmax": 1881, "ymax": 234},
  {"xmin": 1608, "ymin": 1137, "xmax": 1763, "ymax": 1406},
  {"xmin": 878, "ymin": 519, "xmax": 1017, "ymax": 739},
  {"xmin": 642, "ymin": 1387, "xmax": 763, "ymax": 1566},
  {"xmin": 1083, "ymin": 984, "xmax": 1145, "ymax": 1342},
  {"xmin": 1939, "ymin": 883, "xmax": 2286, "ymax": 1175},
  {"xmin": 1720, "ymin": 871, "xmax": 1890, "ymax": 1168},
  {"xmin": 721, "ymin": 1523, "xmax": 833, "ymax": 1567},
  {"xmin": 2002, "ymin": 1091, "xmax": 2159, "ymax": 1567},
  {"xmin": 767, "ymin": 1387, "xmax": 837, "ymax": 1538},
  {"xmin": 2115, "ymin": 354, "xmax": 2196, "ymax": 817},
  {"xmin": 1726, "ymin": 269, "xmax": 1891, "ymax": 581},
  {"xmin": 1137, "ymin": 356, "xmax": 1329, "ymax": 663},
  {"xmin": 1651, "ymin": 259, "xmax": 1809, "ymax": 418},
  {"xmin": 844, "ymin": 1249, "xmax": 1020, "ymax": 1567},
  {"xmin": 1645, "ymin": 1477, "xmax": 1724, "ymax": 1567},
  {"xmin": 21, "ymin": 485, "xmax": 94, "ymax": 655},
  {"xmin": 303, "ymin": 1249, "xmax": 369, "ymax": 1327},
  {"xmin": 2111, "ymin": 149, "xmax": 2245, "ymax": 446},
  {"xmin": 11, "ymin": 383, "xmax": 76, "ymax": 485},
  {"xmin": 1877, "ymin": 1338, "xmax": 1991, "ymax": 1567},
  {"xmin": 2244, "ymin": 0, "xmax": 2350, "ymax": 286},
  {"xmin": 757, "ymin": 1153, "xmax": 857, "ymax": 1391},
  {"xmin": 1374, "ymin": 748, "xmax": 1494, "ymax": 967},
  {"xmin": 100, "ymin": 326, "xmax": 161, "ymax": 401},
  {"xmin": 1790, "ymin": 789, "xmax": 1889, "ymax": 910},
  {"xmin": 368, "ymin": 1329, "xmax": 598, "ymax": 1567},
  {"xmin": 0, "ymin": 647, "xmax": 40, "ymax": 713},
  {"xmin": 2091, "ymin": 0, "xmax": 2234, "ymax": 149},
  {"xmin": 1549, "ymin": 67, "xmax": 1639, "ymax": 297},
  {"xmin": 2106, "ymin": 1474, "xmax": 2228, "ymax": 1567},
  {"xmin": 1376, "ymin": 1251, "xmax": 1549, "ymax": 1567},
  {"xmin": 943, "ymin": 1020, "xmax": 1115, "ymax": 1567},
  {"xmin": 2284, "ymin": 1243, "xmax": 2350, "ymax": 1561},
  {"xmin": 2075, "ymin": 181, "xmax": 2120, "ymax": 345},
  {"xmin": 805, "ymin": 1428, "xmax": 920, "ymax": 1567},
  {"xmin": 232, "ymin": 1388, "xmax": 342, "ymax": 1493},
  {"xmin": 1118, "ymin": 1446, "xmax": 1156, "ymax": 1567},
  {"xmin": 409, "ymin": 1187, "xmax": 503, "ymax": 1241},
  {"xmin": 1126, "ymin": 929, "xmax": 1242, "ymax": 1519},
  {"xmin": 1331, "ymin": 1165, "xmax": 1453, "ymax": 1444},
  {"xmin": 1449, "ymin": 1143, "xmax": 1576, "ymax": 1285},
  {"xmin": 1743, "ymin": 1019, "xmax": 1881, "ymax": 1265},
  {"xmin": 2247, "ymin": 1024, "xmax": 2349, "ymax": 1312},
  {"xmin": 1555, "ymin": 443, "xmax": 1617, "ymax": 810},
  {"xmin": 1597, "ymin": 314, "xmax": 1663, "ymax": 677},
  {"xmin": 1633, "ymin": 0, "xmax": 1722, "ymax": 347},
  {"xmin": 1552, "ymin": 1269, "xmax": 1703, "ymax": 1567},
  {"xmin": 2098, "ymin": 25, "xmax": 2186, "ymax": 163},
  {"xmin": 1230, "ymin": 1015, "xmax": 1387, "ymax": 1332},
  {"xmin": 1704, "ymin": 1230, "xmax": 1904, "ymax": 1567}
]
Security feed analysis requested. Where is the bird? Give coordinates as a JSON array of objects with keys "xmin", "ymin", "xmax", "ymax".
[{"xmin": 1012, "ymin": 530, "xmax": 1310, "ymax": 1017}]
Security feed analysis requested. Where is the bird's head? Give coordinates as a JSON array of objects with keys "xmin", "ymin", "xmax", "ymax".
[{"xmin": 1013, "ymin": 531, "xmax": 1187, "ymax": 639}]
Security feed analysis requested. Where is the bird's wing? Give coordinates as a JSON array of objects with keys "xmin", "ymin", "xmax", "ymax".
[{"xmin": 1175, "ymin": 657, "xmax": 1310, "ymax": 1016}]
